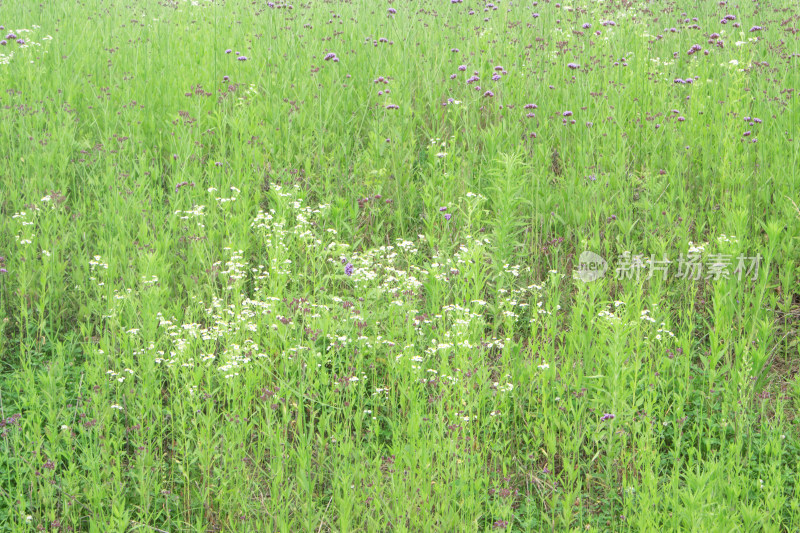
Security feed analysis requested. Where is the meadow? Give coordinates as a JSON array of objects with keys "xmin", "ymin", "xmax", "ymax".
[{"xmin": 1, "ymin": 0, "xmax": 799, "ymax": 530}]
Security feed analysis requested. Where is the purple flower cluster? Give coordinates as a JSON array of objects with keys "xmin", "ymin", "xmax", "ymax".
[
  {"xmin": 0, "ymin": 255, "xmax": 6, "ymax": 275},
  {"xmin": 324, "ymin": 52, "xmax": 339, "ymax": 62}
]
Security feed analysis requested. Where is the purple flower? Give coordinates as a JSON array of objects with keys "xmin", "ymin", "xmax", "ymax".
[
  {"xmin": 563, "ymin": 110, "xmax": 572, "ymax": 117},
  {"xmin": 388, "ymin": 7, "xmax": 397, "ymax": 14},
  {"xmin": 450, "ymin": 74, "xmax": 457, "ymax": 79},
  {"xmin": 444, "ymin": 213, "xmax": 452, "ymax": 221},
  {"xmin": 222, "ymin": 75, "xmax": 230, "ymax": 81},
  {"xmin": 324, "ymin": 52, "xmax": 337, "ymax": 61},
  {"xmin": 458, "ymin": 64, "xmax": 467, "ymax": 71},
  {"xmin": 582, "ymin": 23, "xmax": 591, "ymax": 29},
  {"xmin": 677, "ymin": 116, "xmax": 685, "ymax": 122},
  {"xmin": 439, "ymin": 206, "xmax": 447, "ymax": 212},
  {"xmin": 601, "ymin": 413, "xmax": 615, "ymax": 421},
  {"xmin": 492, "ymin": 74, "xmax": 501, "ymax": 81},
  {"xmin": 6, "ymin": 33, "xmax": 17, "ymax": 40},
  {"xmin": 567, "ymin": 62, "xmax": 580, "ymax": 69},
  {"xmin": 483, "ymin": 90, "xmax": 494, "ymax": 97},
  {"xmin": 16, "ymin": 39, "xmax": 24, "ymax": 45},
  {"xmin": 0, "ymin": 40, "xmax": 5, "ymax": 46},
  {"xmin": 532, "ymin": 13, "xmax": 539, "ymax": 18},
  {"xmin": 749, "ymin": 26, "xmax": 762, "ymax": 32},
  {"xmin": 524, "ymin": 103, "xmax": 537, "ymax": 109},
  {"xmin": 450, "ymin": 48, "xmax": 459, "ymax": 53},
  {"xmin": 0, "ymin": 268, "xmax": 6, "ymax": 274},
  {"xmin": 385, "ymin": 104, "xmax": 399, "ymax": 109},
  {"xmin": 344, "ymin": 263, "xmax": 354, "ymax": 276},
  {"xmin": 225, "ymin": 49, "xmax": 232, "ymax": 54},
  {"xmin": 743, "ymin": 131, "xmax": 751, "ymax": 136},
  {"xmin": 494, "ymin": 65, "xmax": 504, "ymax": 71},
  {"xmin": 237, "ymin": 55, "xmax": 248, "ymax": 61}
]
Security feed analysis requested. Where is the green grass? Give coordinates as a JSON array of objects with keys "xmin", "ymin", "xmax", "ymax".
[{"xmin": 1, "ymin": 0, "xmax": 799, "ymax": 531}]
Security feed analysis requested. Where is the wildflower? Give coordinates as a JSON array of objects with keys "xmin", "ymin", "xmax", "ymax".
[
  {"xmin": 388, "ymin": 7, "xmax": 397, "ymax": 14},
  {"xmin": 601, "ymin": 413, "xmax": 615, "ymax": 421},
  {"xmin": 344, "ymin": 263, "xmax": 354, "ymax": 276},
  {"xmin": 324, "ymin": 52, "xmax": 337, "ymax": 61},
  {"xmin": 749, "ymin": 26, "xmax": 762, "ymax": 32},
  {"xmin": 444, "ymin": 213, "xmax": 452, "ymax": 221},
  {"xmin": 483, "ymin": 90, "xmax": 494, "ymax": 97},
  {"xmin": 237, "ymin": 55, "xmax": 248, "ymax": 61},
  {"xmin": 225, "ymin": 48, "xmax": 232, "ymax": 54},
  {"xmin": 563, "ymin": 110, "xmax": 573, "ymax": 116},
  {"xmin": 385, "ymin": 104, "xmax": 399, "ymax": 109},
  {"xmin": 567, "ymin": 62, "xmax": 580, "ymax": 69},
  {"xmin": 458, "ymin": 64, "xmax": 467, "ymax": 71}
]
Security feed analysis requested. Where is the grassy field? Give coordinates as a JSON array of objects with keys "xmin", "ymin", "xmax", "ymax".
[{"xmin": 1, "ymin": 0, "xmax": 799, "ymax": 530}]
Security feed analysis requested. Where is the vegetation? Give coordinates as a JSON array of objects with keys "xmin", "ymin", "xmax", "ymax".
[{"xmin": 1, "ymin": 0, "xmax": 799, "ymax": 530}]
